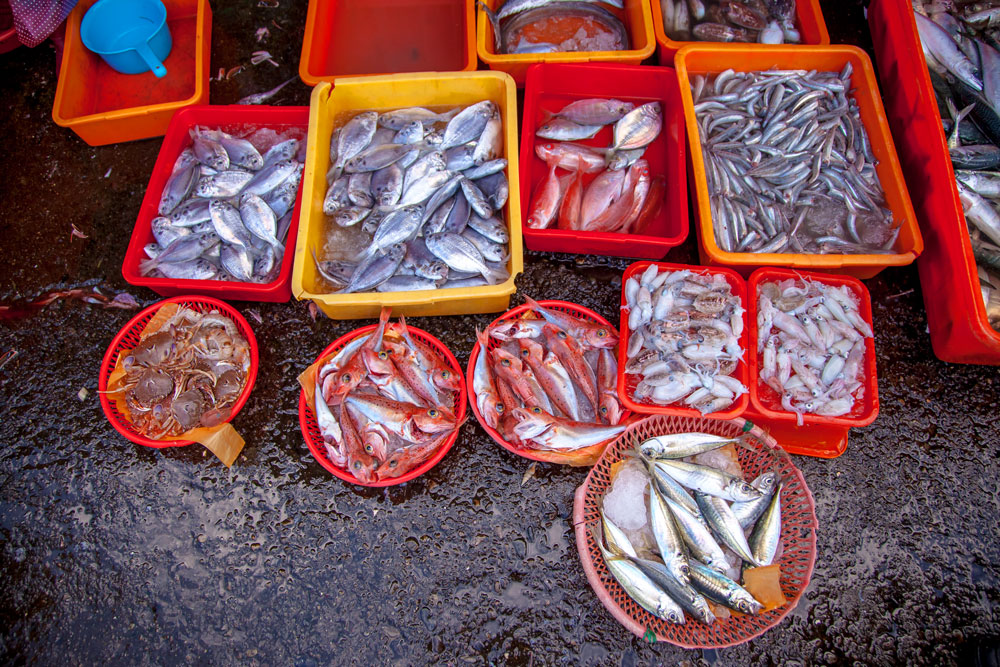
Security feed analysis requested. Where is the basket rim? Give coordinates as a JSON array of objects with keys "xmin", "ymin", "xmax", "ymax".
[
  {"xmin": 616, "ymin": 260, "xmax": 751, "ymax": 419},
  {"xmin": 572, "ymin": 414, "xmax": 818, "ymax": 648},
  {"xmin": 299, "ymin": 323, "xmax": 467, "ymax": 487},
  {"xmin": 97, "ymin": 295, "xmax": 259, "ymax": 448},
  {"xmin": 466, "ymin": 299, "xmax": 630, "ymax": 464}
]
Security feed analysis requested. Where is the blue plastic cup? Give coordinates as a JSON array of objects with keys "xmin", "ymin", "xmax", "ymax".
[{"xmin": 80, "ymin": 0, "xmax": 172, "ymax": 78}]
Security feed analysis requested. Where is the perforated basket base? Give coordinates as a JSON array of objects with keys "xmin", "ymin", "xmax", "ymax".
[
  {"xmin": 572, "ymin": 414, "xmax": 817, "ymax": 648},
  {"xmin": 98, "ymin": 296, "xmax": 259, "ymax": 448},
  {"xmin": 299, "ymin": 324, "xmax": 467, "ymax": 487}
]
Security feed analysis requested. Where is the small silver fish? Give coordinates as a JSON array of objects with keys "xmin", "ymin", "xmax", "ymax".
[
  {"xmin": 159, "ymin": 164, "xmax": 199, "ymax": 215},
  {"xmin": 440, "ymin": 101, "xmax": 496, "ymax": 150},
  {"xmin": 536, "ymin": 118, "xmax": 604, "ymax": 141}
]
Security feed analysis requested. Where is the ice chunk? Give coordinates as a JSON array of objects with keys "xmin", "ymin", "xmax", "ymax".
[{"xmin": 602, "ymin": 459, "xmax": 650, "ymax": 532}]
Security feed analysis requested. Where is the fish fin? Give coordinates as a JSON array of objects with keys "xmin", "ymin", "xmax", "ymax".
[{"xmin": 138, "ymin": 257, "xmax": 159, "ymax": 274}]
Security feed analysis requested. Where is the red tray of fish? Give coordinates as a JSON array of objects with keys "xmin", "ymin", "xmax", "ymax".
[
  {"xmin": 868, "ymin": 0, "xmax": 1000, "ymax": 364},
  {"xmin": 299, "ymin": 316, "xmax": 467, "ymax": 487},
  {"xmin": 98, "ymin": 295, "xmax": 259, "ymax": 448},
  {"xmin": 122, "ymin": 105, "xmax": 308, "ymax": 303},
  {"xmin": 466, "ymin": 298, "xmax": 629, "ymax": 466},
  {"xmin": 617, "ymin": 261, "xmax": 750, "ymax": 419},
  {"xmin": 747, "ymin": 267, "xmax": 879, "ymax": 429},
  {"xmin": 519, "ymin": 62, "xmax": 688, "ymax": 258},
  {"xmin": 573, "ymin": 413, "xmax": 817, "ymax": 648}
]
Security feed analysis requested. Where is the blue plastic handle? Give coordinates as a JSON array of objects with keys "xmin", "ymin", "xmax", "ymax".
[{"xmin": 135, "ymin": 42, "xmax": 167, "ymax": 78}]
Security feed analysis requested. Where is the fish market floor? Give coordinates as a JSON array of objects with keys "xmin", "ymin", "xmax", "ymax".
[{"xmin": 1, "ymin": 1, "xmax": 998, "ymax": 664}]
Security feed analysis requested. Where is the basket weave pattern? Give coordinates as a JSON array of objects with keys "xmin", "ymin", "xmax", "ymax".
[{"xmin": 573, "ymin": 414, "xmax": 817, "ymax": 648}]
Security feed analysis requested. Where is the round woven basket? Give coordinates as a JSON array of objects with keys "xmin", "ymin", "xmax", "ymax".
[
  {"xmin": 98, "ymin": 296, "xmax": 259, "ymax": 448},
  {"xmin": 299, "ymin": 323, "xmax": 467, "ymax": 487},
  {"xmin": 465, "ymin": 299, "xmax": 628, "ymax": 465},
  {"xmin": 572, "ymin": 414, "xmax": 817, "ymax": 648}
]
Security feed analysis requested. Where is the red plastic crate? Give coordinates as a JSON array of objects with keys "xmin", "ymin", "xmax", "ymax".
[
  {"xmin": 98, "ymin": 296, "xmax": 259, "ymax": 449},
  {"xmin": 299, "ymin": 323, "xmax": 467, "ymax": 487},
  {"xmin": 868, "ymin": 0, "xmax": 1000, "ymax": 364},
  {"xmin": 519, "ymin": 63, "xmax": 688, "ymax": 259},
  {"xmin": 745, "ymin": 268, "xmax": 879, "ymax": 458},
  {"xmin": 616, "ymin": 261, "xmax": 749, "ymax": 419},
  {"xmin": 122, "ymin": 105, "xmax": 308, "ymax": 302}
]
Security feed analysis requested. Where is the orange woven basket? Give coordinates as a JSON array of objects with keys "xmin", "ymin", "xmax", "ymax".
[{"xmin": 572, "ymin": 414, "xmax": 817, "ymax": 648}]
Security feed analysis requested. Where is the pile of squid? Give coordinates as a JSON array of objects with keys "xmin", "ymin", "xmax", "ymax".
[
  {"xmin": 757, "ymin": 277, "xmax": 871, "ymax": 425},
  {"xmin": 313, "ymin": 310, "xmax": 462, "ymax": 483},
  {"xmin": 912, "ymin": 1, "xmax": 1000, "ymax": 330},
  {"xmin": 116, "ymin": 308, "xmax": 251, "ymax": 439},
  {"xmin": 527, "ymin": 98, "xmax": 665, "ymax": 234},
  {"xmin": 623, "ymin": 265, "xmax": 748, "ymax": 414},
  {"xmin": 472, "ymin": 297, "xmax": 627, "ymax": 454},
  {"xmin": 597, "ymin": 433, "xmax": 785, "ymax": 625},
  {"xmin": 660, "ymin": 0, "xmax": 800, "ymax": 44}
]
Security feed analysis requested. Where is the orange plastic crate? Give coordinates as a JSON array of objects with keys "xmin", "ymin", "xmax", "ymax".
[
  {"xmin": 674, "ymin": 44, "xmax": 923, "ymax": 279},
  {"xmin": 476, "ymin": 0, "xmax": 655, "ymax": 86},
  {"xmin": 650, "ymin": 0, "xmax": 829, "ymax": 64},
  {"xmin": 299, "ymin": 0, "xmax": 476, "ymax": 85},
  {"xmin": 52, "ymin": 0, "xmax": 211, "ymax": 146}
]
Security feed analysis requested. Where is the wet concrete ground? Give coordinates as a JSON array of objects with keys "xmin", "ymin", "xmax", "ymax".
[{"xmin": 1, "ymin": 1, "xmax": 999, "ymax": 664}]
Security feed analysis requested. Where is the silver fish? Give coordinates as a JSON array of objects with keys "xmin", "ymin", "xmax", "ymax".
[
  {"xmin": 655, "ymin": 459, "xmax": 760, "ymax": 501},
  {"xmin": 467, "ymin": 214, "xmax": 509, "ymax": 243},
  {"xmin": 265, "ymin": 181, "xmax": 299, "ymax": 220},
  {"xmin": 477, "ymin": 171, "xmax": 509, "ymax": 209},
  {"xmin": 366, "ymin": 205, "xmax": 424, "ymax": 256},
  {"xmin": 403, "ymin": 151, "xmax": 448, "ymax": 194},
  {"xmin": 194, "ymin": 170, "xmax": 254, "ymax": 198},
  {"xmin": 263, "ymin": 138, "xmax": 299, "ymax": 166},
  {"xmin": 731, "ymin": 471, "xmax": 779, "ymax": 529},
  {"xmin": 495, "ymin": 0, "xmax": 624, "ymax": 21},
  {"xmin": 394, "ymin": 121, "xmax": 424, "ymax": 145},
  {"xmin": 613, "ymin": 102, "xmax": 662, "ymax": 151},
  {"xmin": 375, "ymin": 275, "xmax": 442, "ymax": 291},
  {"xmin": 220, "ymin": 244, "xmax": 255, "ymax": 282},
  {"xmin": 243, "ymin": 159, "xmax": 297, "ymax": 196},
  {"xmin": 649, "ymin": 482, "xmax": 691, "ymax": 584},
  {"xmin": 337, "ymin": 244, "xmax": 406, "ymax": 293},
  {"xmin": 695, "ymin": 491, "xmax": 761, "ymax": 565},
  {"xmin": 638, "ymin": 432, "xmax": 738, "ymax": 459},
  {"xmin": 203, "ymin": 130, "xmax": 264, "ymax": 170},
  {"xmin": 378, "ymin": 107, "xmax": 460, "ymax": 130},
  {"xmin": 463, "ymin": 158, "xmax": 508, "ymax": 181},
  {"xmin": 334, "ymin": 111, "xmax": 379, "ymax": 175},
  {"xmin": 440, "ymin": 101, "xmax": 496, "ymax": 150},
  {"xmin": 443, "ymin": 192, "xmax": 472, "ymax": 234},
  {"xmin": 209, "ymin": 201, "xmax": 253, "ymax": 249},
  {"xmin": 688, "ymin": 561, "xmax": 763, "ymax": 615},
  {"xmin": 596, "ymin": 539, "xmax": 686, "ymax": 625},
  {"xmin": 159, "ymin": 164, "xmax": 199, "ymax": 215},
  {"xmin": 425, "ymin": 232, "xmax": 505, "ymax": 283},
  {"xmin": 553, "ymin": 98, "xmax": 635, "ymax": 125},
  {"xmin": 169, "ymin": 198, "xmax": 213, "ymax": 227},
  {"xmin": 345, "ymin": 143, "xmax": 424, "ymax": 173},
  {"xmin": 151, "ymin": 217, "xmax": 190, "ymax": 247},
  {"xmin": 139, "ymin": 233, "xmax": 218, "ymax": 274},
  {"xmin": 460, "ymin": 178, "xmax": 494, "ymax": 219},
  {"xmin": 399, "ymin": 170, "xmax": 456, "ymax": 207},
  {"xmin": 348, "ymin": 171, "xmax": 375, "ymax": 208},
  {"xmin": 371, "ymin": 163, "xmax": 404, "ymax": 208},
  {"xmin": 444, "ymin": 144, "xmax": 477, "ymax": 172},
  {"xmin": 191, "ymin": 131, "xmax": 230, "ymax": 171},
  {"xmin": 660, "ymin": 493, "xmax": 729, "ymax": 573},
  {"xmin": 473, "ymin": 112, "xmax": 503, "ymax": 164},
  {"xmin": 332, "ymin": 206, "xmax": 373, "ymax": 228},
  {"xmin": 536, "ymin": 117, "xmax": 603, "ymax": 141},
  {"xmin": 324, "ymin": 176, "xmax": 352, "ymax": 215},
  {"xmin": 239, "ymin": 192, "xmax": 283, "ymax": 250},
  {"xmin": 748, "ymin": 483, "xmax": 783, "ymax": 566},
  {"xmin": 154, "ymin": 258, "xmax": 219, "ymax": 280},
  {"xmin": 462, "ymin": 227, "xmax": 507, "ymax": 263}
]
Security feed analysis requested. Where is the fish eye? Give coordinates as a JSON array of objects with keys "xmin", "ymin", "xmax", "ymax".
[
  {"xmin": 440, "ymin": 370, "xmax": 449, "ymax": 379},
  {"xmin": 341, "ymin": 373, "xmax": 351, "ymax": 382},
  {"xmin": 364, "ymin": 444, "xmax": 374, "ymax": 454},
  {"xmin": 600, "ymin": 406, "xmax": 608, "ymax": 415},
  {"xmin": 520, "ymin": 348, "xmax": 530, "ymax": 357},
  {"xmin": 378, "ymin": 351, "xmax": 389, "ymax": 360},
  {"xmin": 531, "ymin": 406, "xmax": 542, "ymax": 414},
  {"xmin": 428, "ymin": 409, "xmax": 439, "ymax": 418},
  {"xmin": 495, "ymin": 403, "xmax": 504, "ymax": 414},
  {"xmin": 597, "ymin": 329, "xmax": 607, "ymax": 338},
  {"xmin": 352, "ymin": 461, "xmax": 361, "ymax": 470},
  {"xmin": 389, "ymin": 459, "xmax": 398, "ymax": 468},
  {"xmin": 501, "ymin": 358, "xmax": 511, "ymax": 367}
]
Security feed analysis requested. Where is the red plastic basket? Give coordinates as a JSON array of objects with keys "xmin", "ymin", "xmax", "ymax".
[
  {"xmin": 98, "ymin": 296, "xmax": 259, "ymax": 448},
  {"xmin": 519, "ymin": 63, "xmax": 688, "ymax": 259},
  {"xmin": 617, "ymin": 261, "xmax": 749, "ymax": 419},
  {"xmin": 122, "ymin": 105, "xmax": 309, "ymax": 303},
  {"xmin": 868, "ymin": 0, "xmax": 1000, "ymax": 364},
  {"xmin": 466, "ymin": 299, "xmax": 627, "ymax": 464},
  {"xmin": 747, "ymin": 267, "xmax": 879, "ymax": 429},
  {"xmin": 299, "ymin": 324, "xmax": 467, "ymax": 487},
  {"xmin": 573, "ymin": 413, "xmax": 817, "ymax": 648}
]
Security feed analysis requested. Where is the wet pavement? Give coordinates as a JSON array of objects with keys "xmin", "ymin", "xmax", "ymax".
[{"xmin": 1, "ymin": 1, "xmax": 999, "ymax": 664}]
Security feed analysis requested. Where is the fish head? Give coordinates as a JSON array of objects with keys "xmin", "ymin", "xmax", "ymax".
[
  {"xmin": 516, "ymin": 338, "xmax": 544, "ymax": 365},
  {"xmin": 658, "ymin": 603, "xmax": 686, "ymax": 626},
  {"xmin": 728, "ymin": 479, "xmax": 762, "ymax": 502},
  {"xmin": 491, "ymin": 347, "xmax": 522, "ymax": 373},
  {"xmin": 326, "ymin": 365, "xmax": 367, "ymax": 400},
  {"xmin": 510, "ymin": 406, "xmax": 553, "ymax": 440},
  {"xmin": 361, "ymin": 346, "xmax": 395, "ymax": 377},
  {"xmin": 734, "ymin": 595, "xmax": 764, "ymax": 615},
  {"xmin": 584, "ymin": 323, "xmax": 619, "ymax": 349},
  {"xmin": 411, "ymin": 406, "xmax": 456, "ymax": 433},
  {"xmin": 599, "ymin": 394, "xmax": 623, "ymax": 425},
  {"xmin": 432, "ymin": 365, "xmax": 462, "ymax": 394},
  {"xmin": 361, "ymin": 426, "xmax": 389, "ymax": 463},
  {"xmin": 346, "ymin": 452, "xmax": 377, "ymax": 483}
]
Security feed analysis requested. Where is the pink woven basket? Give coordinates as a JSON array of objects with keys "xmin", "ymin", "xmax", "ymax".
[{"xmin": 572, "ymin": 414, "xmax": 817, "ymax": 648}]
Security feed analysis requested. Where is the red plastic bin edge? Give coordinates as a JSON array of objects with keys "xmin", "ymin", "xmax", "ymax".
[
  {"xmin": 122, "ymin": 105, "xmax": 309, "ymax": 302},
  {"xmin": 519, "ymin": 62, "xmax": 689, "ymax": 259},
  {"xmin": 868, "ymin": 0, "xmax": 1000, "ymax": 364},
  {"xmin": 616, "ymin": 260, "xmax": 750, "ymax": 420}
]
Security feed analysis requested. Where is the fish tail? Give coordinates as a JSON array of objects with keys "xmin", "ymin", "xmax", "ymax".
[
  {"xmin": 477, "ymin": 1, "xmax": 503, "ymax": 52},
  {"xmin": 138, "ymin": 257, "xmax": 160, "ymax": 275}
]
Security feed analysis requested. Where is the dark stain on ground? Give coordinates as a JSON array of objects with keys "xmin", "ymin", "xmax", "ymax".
[{"xmin": 1, "ymin": 1, "xmax": 999, "ymax": 664}]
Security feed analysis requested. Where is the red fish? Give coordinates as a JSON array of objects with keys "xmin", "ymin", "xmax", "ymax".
[
  {"xmin": 631, "ymin": 175, "xmax": 665, "ymax": 235},
  {"xmin": 597, "ymin": 348, "xmax": 623, "ymax": 425},
  {"xmin": 396, "ymin": 316, "xmax": 461, "ymax": 394},
  {"xmin": 535, "ymin": 142, "xmax": 606, "ymax": 173},
  {"xmin": 473, "ymin": 327, "xmax": 505, "ymax": 431},
  {"xmin": 542, "ymin": 324, "xmax": 599, "ymax": 415},
  {"xmin": 344, "ymin": 392, "xmax": 455, "ymax": 443},
  {"xmin": 526, "ymin": 162, "xmax": 563, "ymax": 230},
  {"xmin": 375, "ymin": 431, "xmax": 451, "ymax": 480},
  {"xmin": 340, "ymin": 402, "xmax": 377, "ymax": 482},
  {"xmin": 522, "ymin": 295, "xmax": 619, "ymax": 349},
  {"xmin": 324, "ymin": 307, "xmax": 391, "ymax": 403},
  {"xmin": 557, "ymin": 166, "xmax": 585, "ymax": 230},
  {"xmin": 491, "ymin": 347, "xmax": 540, "ymax": 407},
  {"xmin": 517, "ymin": 338, "xmax": 579, "ymax": 420}
]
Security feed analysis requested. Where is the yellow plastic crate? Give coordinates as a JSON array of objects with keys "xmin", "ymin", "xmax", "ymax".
[
  {"xmin": 292, "ymin": 71, "xmax": 523, "ymax": 320},
  {"xmin": 476, "ymin": 0, "xmax": 656, "ymax": 86}
]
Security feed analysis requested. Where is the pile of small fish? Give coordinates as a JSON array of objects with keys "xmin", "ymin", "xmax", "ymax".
[
  {"xmin": 623, "ymin": 265, "xmax": 748, "ymax": 413},
  {"xmin": 472, "ymin": 297, "xmax": 626, "ymax": 455},
  {"xmin": 757, "ymin": 278, "xmax": 871, "ymax": 425},
  {"xmin": 597, "ymin": 432, "xmax": 783, "ymax": 625},
  {"xmin": 316, "ymin": 102, "xmax": 512, "ymax": 294},
  {"xmin": 115, "ymin": 308, "xmax": 251, "ymax": 439},
  {"xmin": 480, "ymin": 0, "xmax": 628, "ymax": 55},
  {"xmin": 527, "ymin": 99, "xmax": 665, "ymax": 233},
  {"xmin": 913, "ymin": 1, "xmax": 1000, "ymax": 331},
  {"xmin": 660, "ymin": 0, "xmax": 800, "ymax": 44},
  {"xmin": 692, "ymin": 65, "xmax": 900, "ymax": 255},
  {"xmin": 313, "ymin": 310, "xmax": 462, "ymax": 483},
  {"xmin": 143, "ymin": 127, "xmax": 303, "ymax": 282}
]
